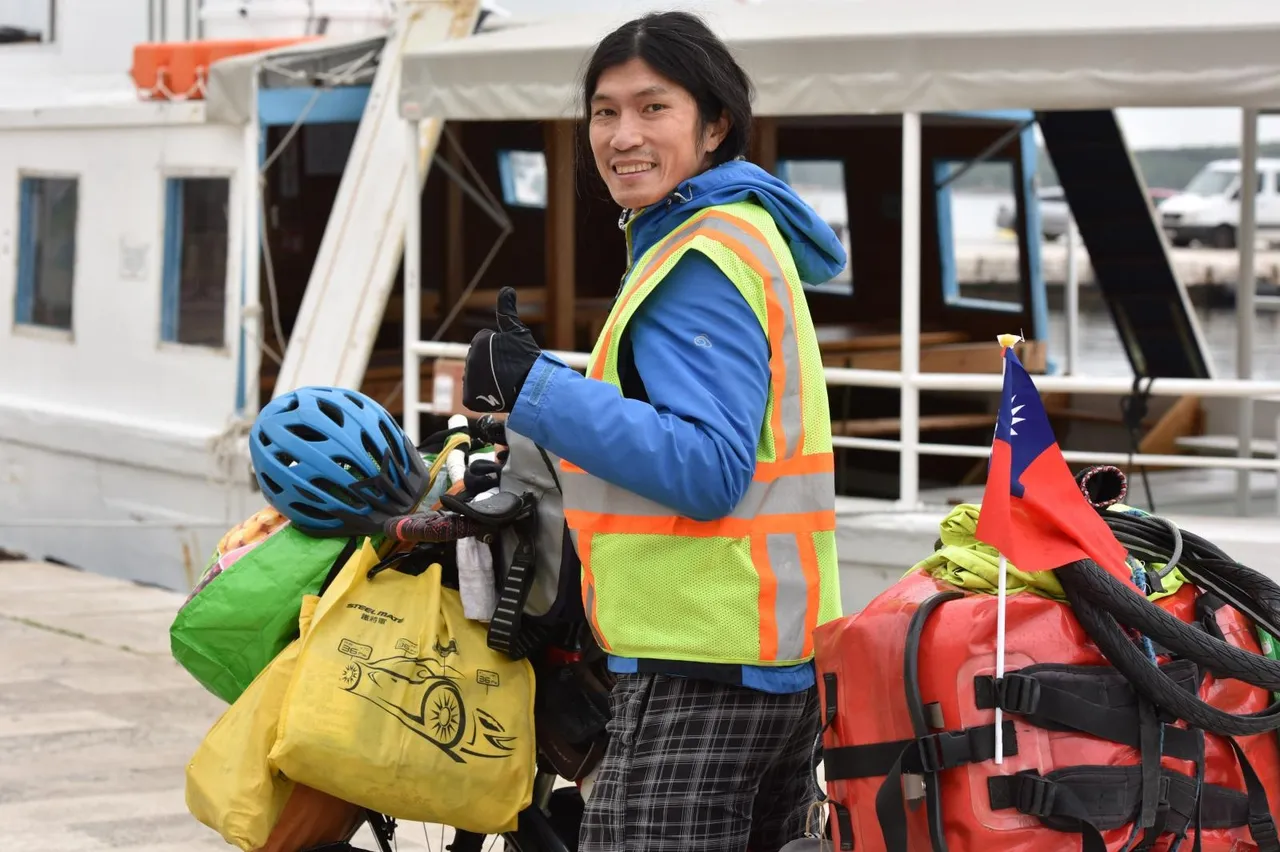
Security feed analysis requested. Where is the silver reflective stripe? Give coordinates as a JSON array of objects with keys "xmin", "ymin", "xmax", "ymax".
[
  {"xmin": 583, "ymin": 582, "xmax": 606, "ymax": 648},
  {"xmin": 562, "ymin": 469, "xmax": 833, "ymax": 519},
  {"xmin": 623, "ymin": 211, "xmax": 803, "ymax": 457},
  {"xmin": 766, "ymin": 533, "xmax": 810, "ymax": 660}
]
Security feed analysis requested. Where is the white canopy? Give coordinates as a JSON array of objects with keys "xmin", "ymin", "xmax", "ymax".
[
  {"xmin": 206, "ymin": 34, "xmax": 385, "ymax": 124},
  {"xmin": 399, "ymin": 0, "xmax": 1280, "ymax": 121}
]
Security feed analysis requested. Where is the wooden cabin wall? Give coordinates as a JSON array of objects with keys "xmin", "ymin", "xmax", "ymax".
[
  {"xmin": 773, "ymin": 119, "xmax": 1035, "ymax": 345},
  {"xmin": 451, "ymin": 121, "xmax": 548, "ymax": 332},
  {"xmin": 774, "ymin": 124, "xmax": 899, "ymax": 327},
  {"xmin": 345, "ymin": 117, "xmax": 1039, "ymax": 371}
]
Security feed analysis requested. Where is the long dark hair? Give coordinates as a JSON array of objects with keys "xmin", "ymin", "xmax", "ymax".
[{"xmin": 579, "ymin": 11, "xmax": 755, "ymax": 168}]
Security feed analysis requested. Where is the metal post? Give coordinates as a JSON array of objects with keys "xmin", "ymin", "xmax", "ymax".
[
  {"xmin": 403, "ymin": 118, "xmax": 423, "ymax": 446},
  {"xmin": 1064, "ymin": 215, "xmax": 1079, "ymax": 375},
  {"xmin": 1236, "ymin": 108, "xmax": 1258, "ymax": 514},
  {"xmin": 241, "ymin": 67, "xmax": 263, "ymax": 415},
  {"xmin": 899, "ymin": 112, "xmax": 922, "ymax": 509}
]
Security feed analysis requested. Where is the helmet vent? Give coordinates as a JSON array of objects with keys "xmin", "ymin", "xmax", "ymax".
[
  {"xmin": 344, "ymin": 391, "xmax": 366, "ymax": 409},
  {"xmin": 281, "ymin": 395, "xmax": 301, "ymax": 412},
  {"xmin": 259, "ymin": 473, "xmax": 283, "ymax": 494},
  {"xmin": 315, "ymin": 478, "xmax": 365, "ymax": 509},
  {"xmin": 361, "ymin": 432, "xmax": 383, "ymax": 470},
  {"xmin": 286, "ymin": 424, "xmax": 328, "ymax": 442},
  {"xmin": 332, "ymin": 455, "xmax": 362, "ymax": 474},
  {"xmin": 289, "ymin": 502, "xmax": 333, "ymax": 521},
  {"xmin": 316, "ymin": 398, "xmax": 345, "ymax": 427},
  {"xmin": 295, "ymin": 484, "xmax": 323, "ymax": 503},
  {"xmin": 379, "ymin": 421, "xmax": 406, "ymax": 469},
  {"xmin": 273, "ymin": 450, "xmax": 298, "ymax": 468}
]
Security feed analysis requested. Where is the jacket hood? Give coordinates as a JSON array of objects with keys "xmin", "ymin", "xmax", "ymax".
[{"xmin": 624, "ymin": 159, "xmax": 848, "ymax": 286}]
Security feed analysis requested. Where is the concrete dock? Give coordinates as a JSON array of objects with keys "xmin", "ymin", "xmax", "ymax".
[
  {"xmin": 957, "ymin": 241, "xmax": 1280, "ymax": 289},
  {"xmin": 6, "ymin": 475, "xmax": 1278, "ymax": 850},
  {"xmin": 0, "ymin": 560, "xmax": 448, "ymax": 852}
]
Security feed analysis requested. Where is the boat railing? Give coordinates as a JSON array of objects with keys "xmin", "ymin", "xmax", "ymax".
[
  {"xmin": 401, "ymin": 113, "xmax": 1278, "ymax": 518},
  {"xmin": 407, "ymin": 339, "xmax": 1280, "ymax": 512}
]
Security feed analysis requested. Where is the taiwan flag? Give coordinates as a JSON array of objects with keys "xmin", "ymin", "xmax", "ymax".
[{"xmin": 975, "ymin": 345, "xmax": 1131, "ymax": 582}]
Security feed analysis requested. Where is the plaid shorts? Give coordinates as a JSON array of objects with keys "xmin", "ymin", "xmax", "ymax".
[{"xmin": 579, "ymin": 673, "xmax": 821, "ymax": 852}]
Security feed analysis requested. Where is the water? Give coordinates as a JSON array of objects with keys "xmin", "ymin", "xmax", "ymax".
[
  {"xmin": 946, "ymin": 191, "xmax": 1280, "ymax": 379},
  {"xmin": 1049, "ymin": 304, "xmax": 1280, "ymax": 379}
]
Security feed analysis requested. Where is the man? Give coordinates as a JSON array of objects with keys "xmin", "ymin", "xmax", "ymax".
[{"xmin": 461, "ymin": 11, "xmax": 845, "ymax": 851}]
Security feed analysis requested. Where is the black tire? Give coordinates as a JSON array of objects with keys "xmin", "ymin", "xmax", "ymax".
[
  {"xmin": 1057, "ymin": 560, "xmax": 1280, "ymax": 737},
  {"xmin": 1212, "ymin": 224, "xmax": 1237, "ymax": 249},
  {"xmin": 1058, "ymin": 558, "xmax": 1280, "ymax": 689}
]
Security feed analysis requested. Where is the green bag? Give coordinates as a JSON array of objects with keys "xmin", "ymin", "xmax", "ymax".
[
  {"xmin": 171, "ymin": 433, "xmax": 472, "ymax": 703},
  {"xmin": 170, "ymin": 506, "xmax": 362, "ymax": 704}
]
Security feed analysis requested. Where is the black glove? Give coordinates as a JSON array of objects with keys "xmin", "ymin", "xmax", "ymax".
[{"xmin": 462, "ymin": 287, "xmax": 542, "ymax": 413}]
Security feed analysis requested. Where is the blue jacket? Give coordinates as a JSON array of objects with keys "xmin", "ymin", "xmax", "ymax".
[{"xmin": 508, "ymin": 159, "xmax": 846, "ymax": 693}]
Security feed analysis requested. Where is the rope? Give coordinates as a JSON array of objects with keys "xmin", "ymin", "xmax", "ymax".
[{"xmin": 1121, "ymin": 375, "xmax": 1158, "ymax": 513}]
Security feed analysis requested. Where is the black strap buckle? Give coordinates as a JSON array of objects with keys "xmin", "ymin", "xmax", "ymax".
[
  {"xmin": 997, "ymin": 673, "xmax": 1041, "ymax": 715},
  {"xmin": 1013, "ymin": 774, "xmax": 1058, "ymax": 818},
  {"xmin": 1249, "ymin": 813, "xmax": 1280, "ymax": 851},
  {"xmin": 915, "ymin": 729, "xmax": 973, "ymax": 774}
]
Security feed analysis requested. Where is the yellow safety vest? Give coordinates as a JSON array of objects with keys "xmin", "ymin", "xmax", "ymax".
[{"xmin": 560, "ymin": 201, "xmax": 842, "ymax": 667}]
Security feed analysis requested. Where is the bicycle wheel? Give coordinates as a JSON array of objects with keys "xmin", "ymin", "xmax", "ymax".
[{"xmin": 448, "ymin": 789, "xmax": 581, "ymax": 852}]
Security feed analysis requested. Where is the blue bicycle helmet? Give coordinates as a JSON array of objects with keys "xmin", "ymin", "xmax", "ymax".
[{"xmin": 248, "ymin": 386, "xmax": 430, "ymax": 536}]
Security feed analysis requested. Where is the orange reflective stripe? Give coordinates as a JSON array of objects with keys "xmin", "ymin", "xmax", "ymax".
[
  {"xmin": 754, "ymin": 452, "xmax": 834, "ymax": 482},
  {"xmin": 752, "ymin": 533, "xmax": 779, "ymax": 661},
  {"xmin": 591, "ymin": 226, "xmax": 716, "ymax": 381},
  {"xmin": 567, "ymin": 453, "xmax": 832, "ymax": 485},
  {"xmin": 563, "ymin": 509, "xmax": 836, "ymax": 539},
  {"xmin": 798, "ymin": 533, "xmax": 822, "ymax": 658}
]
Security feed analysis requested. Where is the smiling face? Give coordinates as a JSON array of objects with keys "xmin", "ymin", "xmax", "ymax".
[{"xmin": 588, "ymin": 57, "xmax": 729, "ymax": 210}]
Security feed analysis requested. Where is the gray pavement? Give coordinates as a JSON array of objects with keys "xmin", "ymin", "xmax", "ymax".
[{"xmin": 0, "ymin": 560, "xmax": 456, "ymax": 852}]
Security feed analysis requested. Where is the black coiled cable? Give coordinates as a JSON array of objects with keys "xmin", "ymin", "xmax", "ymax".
[
  {"xmin": 1101, "ymin": 512, "xmax": 1280, "ymax": 639},
  {"xmin": 1053, "ymin": 508, "xmax": 1280, "ymax": 736}
]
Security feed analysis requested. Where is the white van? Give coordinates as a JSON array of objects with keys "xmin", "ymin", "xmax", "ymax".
[{"xmin": 1160, "ymin": 158, "xmax": 1280, "ymax": 249}]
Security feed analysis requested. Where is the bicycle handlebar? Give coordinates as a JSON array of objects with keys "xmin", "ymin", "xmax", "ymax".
[{"xmin": 383, "ymin": 511, "xmax": 483, "ymax": 543}]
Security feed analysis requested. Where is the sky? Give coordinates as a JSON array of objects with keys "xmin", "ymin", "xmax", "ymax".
[{"xmin": 490, "ymin": 0, "xmax": 1280, "ymax": 152}]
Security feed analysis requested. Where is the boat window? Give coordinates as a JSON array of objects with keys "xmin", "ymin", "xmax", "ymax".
[
  {"xmin": 161, "ymin": 177, "xmax": 230, "ymax": 348},
  {"xmin": 496, "ymin": 150, "xmax": 547, "ymax": 209},
  {"xmin": 15, "ymin": 175, "xmax": 77, "ymax": 330},
  {"xmin": 0, "ymin": 0, "xmax": 54, "ymax": 43},
  {"xmin": 933, "ymin": 158, "xmax": 1024, "ymax": 313},
  {"xmin": 776, "ymin": 158, "xmax": 852, "ymax": 295}
]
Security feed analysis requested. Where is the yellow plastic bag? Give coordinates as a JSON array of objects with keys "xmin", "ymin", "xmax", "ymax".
[
  {"xmin": 184, "ymin": 595, "xmax": 320, "ymax": 851},
  {"xmin": 268, "ymin": 540, "xmax": 536, "ymax": 834}
]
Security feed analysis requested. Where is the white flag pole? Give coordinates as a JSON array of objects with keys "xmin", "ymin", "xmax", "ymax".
[
  {"xmin": 995, "ymin": 552, "xmax": 1008, "ymax": 764},
  {"xmin": 993, "ymin": 333, "xmax": 1021, "ymax": 765}
]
